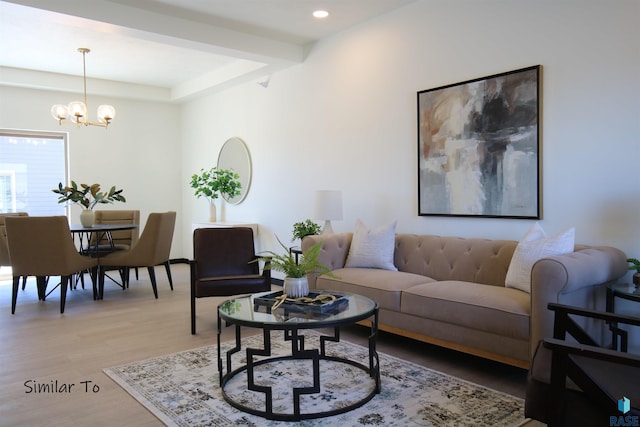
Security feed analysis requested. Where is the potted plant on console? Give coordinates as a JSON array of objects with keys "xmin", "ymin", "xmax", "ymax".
[
  {"xmin": 52, "ymin": 181, "xmax": 126, "ymax": 227},
  {"xmin": 256, "ymin": 236, "xmax": 335, "ymax": 298},
  {"xmin": 190, "ymin": 167, "xmax": 241, "ymax": 222}
]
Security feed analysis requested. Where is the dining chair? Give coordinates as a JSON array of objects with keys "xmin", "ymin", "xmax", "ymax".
[
  {"xmin": 190, "ymin": 227, "xmax": 271, "ymax": 334},
  {"xmin": 90, "ymin": 209, "xmax": 140, "ymax": 251},
  {"xmin": 0, "ymin": 212, "xmax": 30, "ymax": 289},
  {"xmin": 97, "ymin": 211, "xmax": 176, "ymax": 300},
  {"xmin": 90, "ymin": 209, "xmax": 140, "ymax": 280},
  {"xmin": 5, "ymin": 215, "xmax": 99, "ymax": 314}
]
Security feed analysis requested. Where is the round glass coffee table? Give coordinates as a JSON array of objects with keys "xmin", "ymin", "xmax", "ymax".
[{"xmin": 217, "ymin": 290, "xmax": 380, "ymax": 421}]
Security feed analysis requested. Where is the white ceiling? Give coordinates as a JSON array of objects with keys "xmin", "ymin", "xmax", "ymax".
[{"xmin": 0, "ymin": 0, "xmax": 416, "ymax": 101}]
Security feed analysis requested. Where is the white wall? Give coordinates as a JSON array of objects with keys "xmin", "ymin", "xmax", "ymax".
[
  {"xmin": 0, "ymin": 85, "xmax": 184, "ymax": 258},
  {"xmin": 1, "ymin": 1, "xmax": 638, "ymax": 282},
  {"xmin": 181, "ymin": 0, "xmax": 640, "ymax": 282}
]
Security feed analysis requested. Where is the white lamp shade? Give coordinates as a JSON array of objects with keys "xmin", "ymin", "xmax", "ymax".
[
  {"xmin": 97, "ymin": 104, "xmax": 116, "ymax": 122},
  {"xmin": 313, "ymin": 190, "xmax": 343, "ymax": 220},
  {"xmin": 67, "ymin": 101, "xmax": 87, "ymax": 118},
  {"xmin": 51, "ymin": 104, "xmax": 68, "ymax": 120}
]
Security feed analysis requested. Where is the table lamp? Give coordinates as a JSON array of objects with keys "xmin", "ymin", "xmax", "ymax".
[{"xmin": 313, "ymin": 190, "xmax": 343, "ymax": 234}]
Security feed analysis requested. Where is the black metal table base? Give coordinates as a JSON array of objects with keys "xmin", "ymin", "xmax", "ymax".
[{"xmin": 217, "ymin": 311, "xmax": 380, "ymax": 421}]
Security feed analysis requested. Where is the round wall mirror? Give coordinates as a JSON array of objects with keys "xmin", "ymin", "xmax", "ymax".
[{"xmin": 217, "ymin": 137, "xmax": 252, "ymax": 205}]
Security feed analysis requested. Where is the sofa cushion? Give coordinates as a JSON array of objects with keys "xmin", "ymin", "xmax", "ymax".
[
  {"xmin": 506, "ymin": 226, "xmax": 575, "ymax": 293},
  {"xmin": 316, "ymin": 267, "xmax": 433, "ymax": 312},
  {"xmin": 394, "ymin": 234, "xmax": 517, "ymax": 286},
  {"xmin": 345, "ymin": 219, "xmax": 397, "ymax": 271},
  {"xmin": 401, "ymin": 281, "xmax": 530, "ymax": 340}
]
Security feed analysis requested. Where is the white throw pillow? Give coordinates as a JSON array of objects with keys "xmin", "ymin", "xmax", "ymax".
[
  {"xmin": 505, "ymin": 224, "xmax": 575, "ymax": 293},
  {"xmin": 345, "ymin": 219, "xmax": 398, "ymax": 271}
]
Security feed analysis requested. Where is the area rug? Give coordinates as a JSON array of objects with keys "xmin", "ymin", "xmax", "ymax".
[{"xmin": 104, "ymin": 331, "xmax": 527, "ymax": 426}]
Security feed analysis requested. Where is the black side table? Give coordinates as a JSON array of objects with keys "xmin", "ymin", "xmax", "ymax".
[
  {"xmin": 606, "ymin": 283, "xmax": 640, "ymax": 351},
  {"xmin": 289, "ymin": 246, "xmax": 302, "ymax": 265}
]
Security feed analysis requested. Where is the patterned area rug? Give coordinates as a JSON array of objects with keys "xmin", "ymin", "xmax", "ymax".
[{"xmin": 104, "ymin": 331, "xmax": 527, "ymax": 426}]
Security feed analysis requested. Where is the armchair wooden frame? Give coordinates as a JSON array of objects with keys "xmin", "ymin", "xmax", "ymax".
[{"xmin": 527, "ymin": 302, "xmax": 640, "ymax": 427}]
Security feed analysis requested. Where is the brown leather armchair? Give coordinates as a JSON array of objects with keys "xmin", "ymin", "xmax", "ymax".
[
  {"xmin": 526, "ymin": 302, "xmax": 640, "ymax": 427},
  {"xmin": 190, "ymin": 227, "xmax": 271, "ymax": 334}
]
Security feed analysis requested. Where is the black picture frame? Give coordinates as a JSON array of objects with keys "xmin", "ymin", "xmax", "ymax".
[{"xmin": 417, "ymin": 65, "xmax": 541, "ymax": 219}]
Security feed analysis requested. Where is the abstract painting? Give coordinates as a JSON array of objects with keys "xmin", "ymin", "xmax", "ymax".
[{"xmin": 417, "ymin": 66, "xmax": 540, "ymax": 218}]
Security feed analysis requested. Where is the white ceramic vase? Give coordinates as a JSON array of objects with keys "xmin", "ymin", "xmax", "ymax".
[
  {"xmin": 80, "ymin": 209, "xmax": 95, "ymax": 227},
  {"xmin": 283, "ymin": 277, "xmax": 309, "ymax": 298},
  {"xmin": 209, "ymin": 201, "xmax": 217, "ymax": 222}
]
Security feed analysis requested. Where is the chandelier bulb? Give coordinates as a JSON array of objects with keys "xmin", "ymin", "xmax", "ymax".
[
  {"xmin": 51, "ymin": 104, "xmax": 69, "ymax": 121},
  {"xmin": 97, "ymin": 105, "xmax": 116, "ymax": 123}
]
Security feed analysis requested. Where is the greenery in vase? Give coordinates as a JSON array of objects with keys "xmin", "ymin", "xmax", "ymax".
[
  {"xmin": 255, "ymin": 235, "xmax": 336, "ymax": 279},
  {"xmin": 52, "ymin": 181, "xmax": 126, "ymax": 210},
  {"xmin": 628, "ymin": 258, "xmax": 640, "ymax": 273},
  {"xmin": 291, "ymin": 219, "xmax": 322, "ymax": 241},
  {"xmin": 190, "ymin": 167, "xmax": 241, "ymax": 202}
]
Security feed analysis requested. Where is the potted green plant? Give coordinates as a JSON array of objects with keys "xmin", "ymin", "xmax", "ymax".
[
  {"xmin": 255, "ymin": 235, "xmax": 335, "ymax": 298},
  {"xmin": 190, "ymin": 167, "xmax": 241, "ymax": 221},
  {"xmin": 291, "ymin": 219, "xmax": 322, "ymax": 242},
  {"xmin": 627, "ymin": 258, "xmax": 640, "ymax": 286},
  {"xmin": 52, "ymin": 181, "xmax": 126, "ymax": 227}
]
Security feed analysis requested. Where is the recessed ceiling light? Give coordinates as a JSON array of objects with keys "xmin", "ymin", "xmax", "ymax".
[{"xmin": 313, "ymin": 10, "xmax": 329, "ymax": 19}]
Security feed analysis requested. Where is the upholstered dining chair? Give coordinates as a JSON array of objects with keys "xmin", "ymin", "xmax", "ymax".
[
  {"xmin": 190, "ymin": 227, "xmax": 271, "ymax": 334},
  {"xmin": 0, "ymin": 212, "xmax": 29, "ymax": 289},
  {"xmin": 5, "ymin": 215, "xmax": 99, "ymax": 314},
  {"xmin": 525, "ymin": 303, "xmax": 640, "ymax": 427},
  {"xmin": 90, "ymin": 209, "xmax": 140, "ymax": 251},
  {"xmin": 90, "ymin": 209, "xmax": 140, "ymax": 280},
  {"xmin": 97, "ymin": 211, "xmax": 176, "ymax": 300}
]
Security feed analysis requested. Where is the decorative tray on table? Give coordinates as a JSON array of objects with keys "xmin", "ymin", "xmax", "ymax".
[{"xmin": 254, "ymin": 291, "xmax": 349, "ymax": 315}]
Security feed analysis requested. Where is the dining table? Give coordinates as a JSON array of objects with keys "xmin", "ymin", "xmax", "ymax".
[
  {"xmin": 69, "ymin": 223, "xmax": 139, "ymax": 292},
  {"xmin": 69, "ymin": 223, "xmax": 138, "ymax": 256}
]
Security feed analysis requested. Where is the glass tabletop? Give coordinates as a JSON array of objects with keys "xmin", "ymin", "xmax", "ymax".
[
  {"xmin": 610, "ymin": 283, "xmax": 640, "ymax": 300},
  {"xmin": 218, "ymin": 290, "xmax": 377, "ymax": 328}
]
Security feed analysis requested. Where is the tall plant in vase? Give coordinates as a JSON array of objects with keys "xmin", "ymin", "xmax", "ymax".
[
  {"xmin": 52, "ymin": 181, "xmax": 126, "ymax": 227},
  {"xmin": 190, "ymin": 167, "xmax": 241, "ymax": 222}
]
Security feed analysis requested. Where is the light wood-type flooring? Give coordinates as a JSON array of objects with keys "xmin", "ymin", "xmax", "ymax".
[{"xmin": 0, "ymin": 263, "xmax": 543, "ymax": 426}]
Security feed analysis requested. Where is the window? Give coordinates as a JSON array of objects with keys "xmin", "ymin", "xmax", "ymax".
[{"xmin": 0, "ymin": 129, "xmax": 68, "ymax": 215}]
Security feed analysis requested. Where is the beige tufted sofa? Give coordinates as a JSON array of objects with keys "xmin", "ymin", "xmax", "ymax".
[{"xmin": 302, "ymin": 232, "xmax": 627, "ymax": 368}]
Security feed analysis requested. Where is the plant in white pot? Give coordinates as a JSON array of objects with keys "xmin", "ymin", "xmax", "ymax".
[
  {"xmin": 255, "ymin": 235, "xmax": 335, "ymax": 298},
  {"xmin": 52, "ymin": 181, "xmax": 126, "ymax": 227},
  {"xmin": 190, "ymin": 167, "xmax": 241, "ymax": 222}
]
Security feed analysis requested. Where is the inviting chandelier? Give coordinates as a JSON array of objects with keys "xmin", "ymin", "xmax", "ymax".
[{"xmin": 51, "ymin": 48, "xmax": 116, "ymax": 128}]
